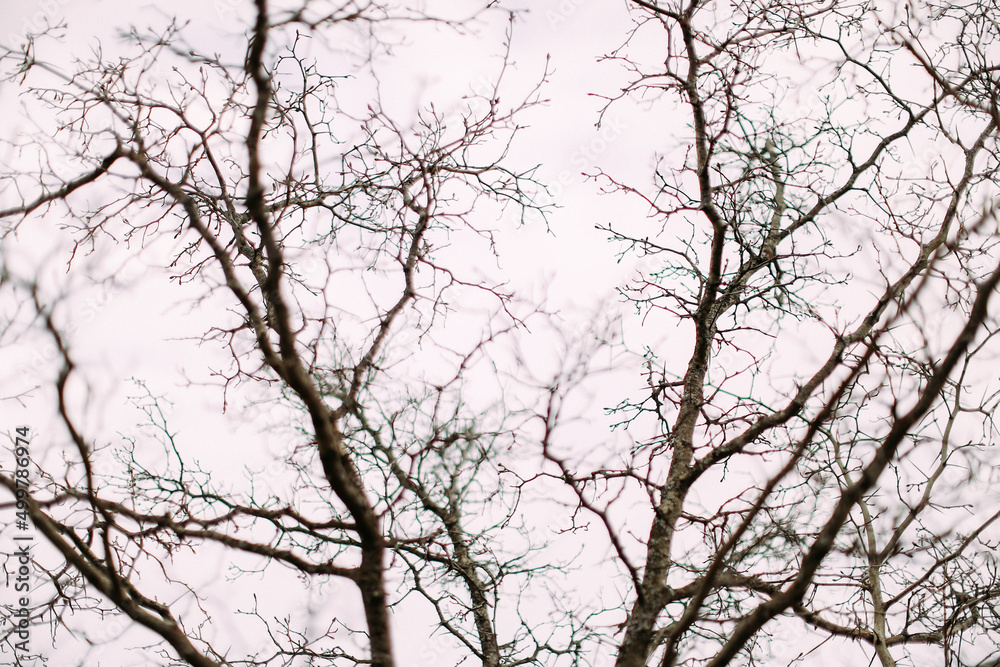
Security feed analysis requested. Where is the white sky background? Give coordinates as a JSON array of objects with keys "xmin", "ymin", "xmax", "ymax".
[{"xmin": 0, "ymin": 1, "xmax": 998, "ymax": 666}]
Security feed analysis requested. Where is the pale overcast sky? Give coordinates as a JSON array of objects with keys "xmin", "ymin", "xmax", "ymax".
[{"xmin": 2, "ymin": 2, "xmax": 997, "ymax": 666}]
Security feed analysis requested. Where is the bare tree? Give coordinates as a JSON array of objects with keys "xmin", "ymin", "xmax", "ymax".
[
  {"xmin": 2, "ymin": 0, "xmax": 1000, "ymax": 666},
  {"xmin": 542, "ymin": 0, "xmax": 1000, "ymax": 665},
  {"xmin": 0, "ymin": 2, "xmax": 581, "ymax": 666}
]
